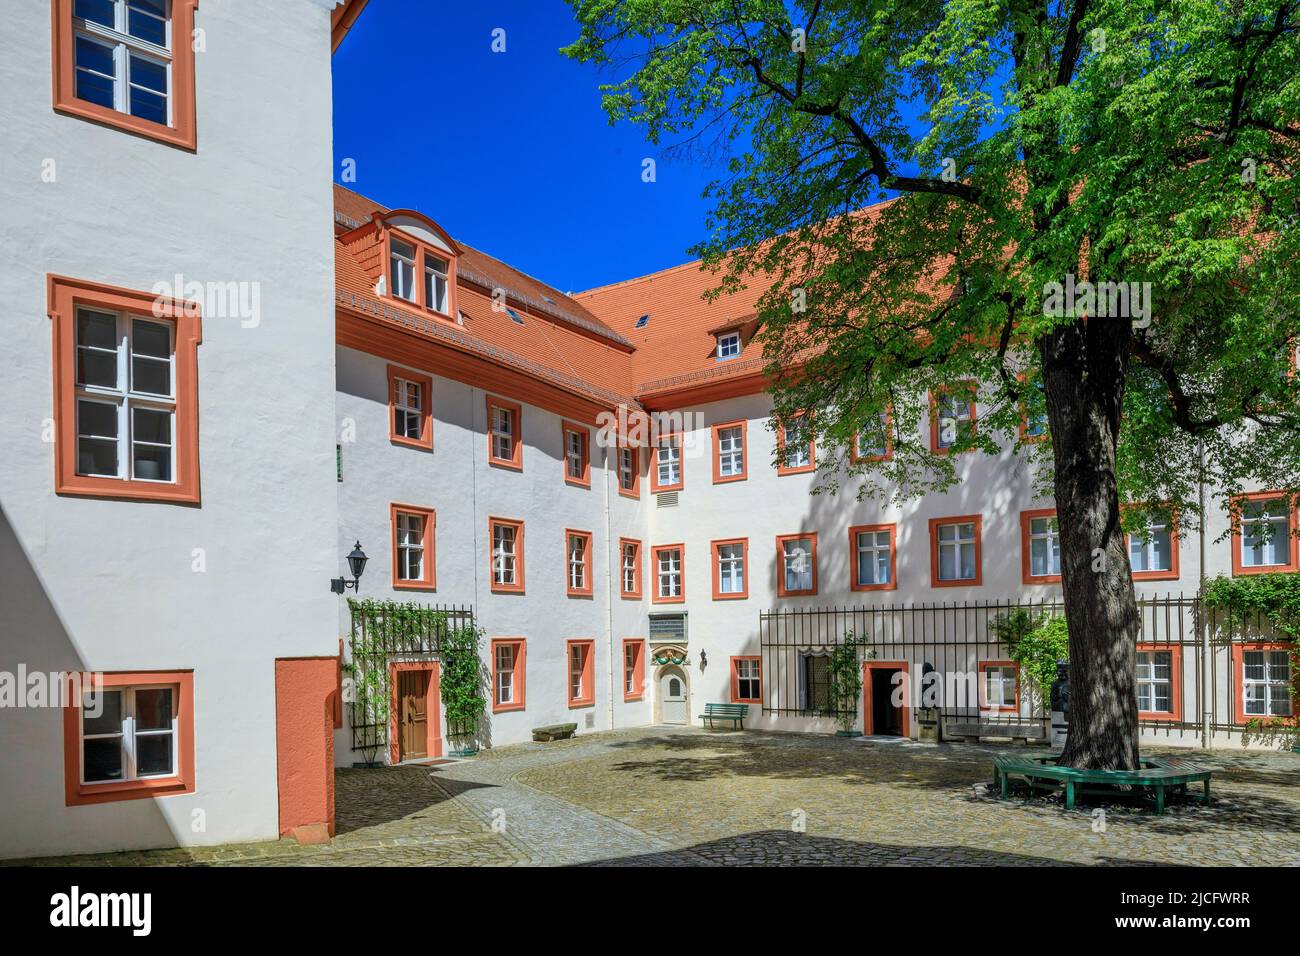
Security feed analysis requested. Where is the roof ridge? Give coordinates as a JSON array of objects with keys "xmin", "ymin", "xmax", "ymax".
[{"xmin": 573, "ymin": 256, "xmax": 712, "ymax": 299}]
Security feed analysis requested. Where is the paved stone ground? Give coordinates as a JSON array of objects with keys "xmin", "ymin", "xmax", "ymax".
[{"xmin": 11, "ymin": 728, "xmax": 1300, "ymax": 866}]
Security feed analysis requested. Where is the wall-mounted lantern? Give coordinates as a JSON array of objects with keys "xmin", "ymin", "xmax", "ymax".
[{"xmin": 330, "ymin": 541, "xmax": 369, "ymax": 594}]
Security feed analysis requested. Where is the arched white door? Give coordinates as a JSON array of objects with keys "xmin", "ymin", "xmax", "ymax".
[{"xmin": 659, "ymin": 666, "xmax": 688, "ymax": 724}]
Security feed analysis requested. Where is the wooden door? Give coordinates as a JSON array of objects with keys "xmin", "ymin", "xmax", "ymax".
[{"xmin": 398, "ymin": 669, "xmax": 430, "ymax": 760}]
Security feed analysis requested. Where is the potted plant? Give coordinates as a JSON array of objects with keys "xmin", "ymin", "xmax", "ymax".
[{"xmin": 827, "ymin": 638, "xmax": 863, "ymax": 737}]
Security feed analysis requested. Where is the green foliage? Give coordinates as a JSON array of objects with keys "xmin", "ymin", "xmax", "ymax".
[
  {"xmin": 1202, "ymin": 573, "xmax": 1300, "ymax": 643},
  {"xmin": 440, "ymin": 623, "xmax": 487, "ymax": 737},
  {"xmin": 562, "ymin": 0, "xmax": 1300, "ymax": 515},
  {"xmin": 995, "ymin": 611, "xmax": 1070, "ymax": 706},
  {"xmin": 345, "ymin": 600, "xmax": 486, "ymax": 760},
  {"xmin": 827, "ymin": 637, "xmax": 864, "ymax": 732}
]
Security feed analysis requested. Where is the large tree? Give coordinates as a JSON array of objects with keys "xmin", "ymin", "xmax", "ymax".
[{"xmin": 565, "ymin": 0, "xmax": 1300, "ymax": 768}]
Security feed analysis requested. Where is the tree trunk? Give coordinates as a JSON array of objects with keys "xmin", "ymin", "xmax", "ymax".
[{"xmin": 1040, "ymin": 318, "xmax": 1141, "ymax": 770}]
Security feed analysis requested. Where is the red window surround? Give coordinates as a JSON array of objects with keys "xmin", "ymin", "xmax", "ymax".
[
  {"xmin": 711, "ymin": 537, "xmax": 749, "ymax": 600},
  {"xmin": 929, "ymin": 384, "xmax": 978, "ymax": 454},
  {"xmin": 488, "ymin": 516, "xmax": 525, "ymax": 594},
  {"xmin": 928, "ymin": 515, "xmax": 984, "ymax": 588},
  {"xmin": 651, "ymin": 432, "xmax": 684, "ymax": 492},
  {"xmin": 1230, "ymin": 642, "xmax": 1296, "ymax": 725},
  {"xmin": 617, "ymin": 442, "xmax": 641, "ymax": 499},
  {"xmin": 486, "ymin": 395, "xmax": 523, "ymax": 470},
  {"xmin": 849, "ymin": 523, "xmax": 898, "ymax": 592},
  {"xmin": 63, "ymin": 670, "xmax": 195, "ymax": 806},
  {"xmin": 565, "ymin": 529, "xmax": 594, "ymax": 597},
  {"xmin": 387, "ymin": 364, "xmax": 433, "ymax": 450},
  {"xmin": 776, "ymin": 415, "xmax": 816, "ymax": 476},
  {"xmin": 1124, "ymin": 504, "xmax": 1181, "ymax": 582},
  {"xmin": 51, "ymin": 0, "xmax": 201, "ymax": 151},
  {"xmin": 1019, "ymin": 508, "xmax": 1061, "ymax": 585},
  {"xmin": 622, "ymin": 639, "xmax": 646, "ymax": 702},
  {"xmin": 1136, "ymin": 643, "xmax": 1183, "ymax": 722},
  {"xmin": 652, "ymin": 544, "xmax": 686, "ymax": 604},
  {"xmin": 730, "ymin": 656, "xmax": 762, "ymax": 705},
  {"xmin": 390, "ymin": 503, "xmax": 436, "ymax": 592},
  {"xmin": 775, "ymin": 533, "xmax": 819, "ymax": 597},
  {"xmin": 1229, "ymin": 491, "xmax": 1299, "ymax": 576},
  {"xmin": 977, "ymin": 660, "xmax": 1019, "ymax": 713},
  {"xmin": 490, "ymin": 638, "xmax": 527, "ymax": 714},
  {"xmin": 851, "ymin": 407, "xmax": 894, "ymax": 463},
  {"xmin": 47, "ymin": 274, "xmax": 203, "ymax": 505},
  {"xmin": 561, "ymin": 421, "xmax": 591, "ymax": 488},
  {"xmin": 567, "ymin": 639, "xmax": 596, "ymax": 708},
  {"xmin": 712, "ymin": 420, "xmax": 748, "ymax": 483},
  {"xmin": 619, "ymin": 538, "xmax": 643, "ymax": 600}
]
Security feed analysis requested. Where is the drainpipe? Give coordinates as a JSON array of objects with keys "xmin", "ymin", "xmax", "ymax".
[
  {"xmin": 1197, "ymin": 437, "xmax": 1211, "ymax": 748},
  {"xmin": 602, "ymin": 443, "xmax": 616, "ymax": 732}
]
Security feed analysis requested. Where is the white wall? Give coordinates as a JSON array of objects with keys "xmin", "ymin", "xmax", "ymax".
[
  {"xmin": 334, "ymin": 345, "xmax": 652, "ymax": 762},
  {"xmin": 0, "ymin": 0, "xmax": 341, "ymax": 858}
]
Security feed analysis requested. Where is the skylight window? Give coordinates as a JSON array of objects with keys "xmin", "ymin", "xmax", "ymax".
[
  {"xmin": 635, "ymin": 314, "xmax": 649, "ymax": 329},
  {"xmin": 506, "ymin": 308, "xmax": 524, "ymax": 325}
]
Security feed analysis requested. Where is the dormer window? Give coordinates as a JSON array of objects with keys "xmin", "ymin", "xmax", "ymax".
[
  {"xmin": 716, "ymin": 332, "xmax": 741, "ymax": 361},
  {"xmin": 424, "ymin": 254, "xmax": 449, "ymax": 314},
  {"xmin": 390, "ymin": 239, "xmax": 417, "ymax": 302}
]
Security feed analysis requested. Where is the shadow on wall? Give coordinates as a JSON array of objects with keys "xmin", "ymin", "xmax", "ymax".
[{"xmin": 0, "ymin": 502, "xmax": 181, "ymax": 858}]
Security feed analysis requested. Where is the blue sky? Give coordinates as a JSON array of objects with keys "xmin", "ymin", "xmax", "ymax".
[{"xmin": 331, "ymin": 0, "xmax": 722, "ymax": 294}]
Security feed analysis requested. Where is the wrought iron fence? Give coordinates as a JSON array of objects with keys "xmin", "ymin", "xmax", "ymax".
[
  {"xmin": 346, "ymin": 601, "xmax": 475, "ymax": 755},
  {"xmin": 759, "ymin": 595, "xmax": 1287, "ymax": 740}
]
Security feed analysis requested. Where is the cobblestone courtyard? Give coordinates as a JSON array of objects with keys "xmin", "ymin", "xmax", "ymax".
[{"xmin": 14, "ymin": 727, "xmax": 1300, "ymax": 866}]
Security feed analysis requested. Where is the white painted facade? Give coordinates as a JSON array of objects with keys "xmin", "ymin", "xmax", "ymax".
[{"xmin": 0, "ymin": 0, "xmax": 344, "ymax": 858}]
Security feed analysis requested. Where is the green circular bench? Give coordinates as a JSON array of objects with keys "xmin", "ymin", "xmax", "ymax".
[{"xmin": 992, "ymin": 754, "xmax": 1212, "ymax": 814}]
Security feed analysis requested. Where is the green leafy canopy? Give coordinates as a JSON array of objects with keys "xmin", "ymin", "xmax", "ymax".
[{"xmin": 564, "ymin": 0, "xmax": 1300, "ymax": 524}]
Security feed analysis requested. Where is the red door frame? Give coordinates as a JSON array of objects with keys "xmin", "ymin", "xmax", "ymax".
[
  {"xmin": 389, "ymin": 662, "xmax": 442, "ymax": 764},
  {"xmin": 862, "ymin": 660, "xmax": 911, "ymax": 737}
]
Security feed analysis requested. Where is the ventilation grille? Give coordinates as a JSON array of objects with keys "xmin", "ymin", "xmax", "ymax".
[
  {"xmin": 656, "ymin": 491, "xmax": 679, "ymax": 508},
  {"xmin": 649, "ymin": 612, "xmax": 688, "ymax": 645}
]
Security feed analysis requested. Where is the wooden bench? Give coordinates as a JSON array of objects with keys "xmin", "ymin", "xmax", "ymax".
[
  {"xmin": 944, "ymin": 719, "xmax": 1048, "ymax": 745},
  {"xmin": 699, "ymin": 702, "xmax": 748, "ymax": 730},
  {"xmin": 531, "ymin": 723, "xmax": 577, "ymax": 742},
  {"xmin": 993, "ymin": 754, "xmax": 1213, "ymax": 814}
]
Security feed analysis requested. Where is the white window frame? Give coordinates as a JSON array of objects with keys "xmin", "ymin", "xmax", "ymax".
[
  {"xmin": 393, "ymin": 376, "xmax": 423, "ymax": 440},
  {"xmin": 716, "ymin": 331, "xmax": 741, "ymax": 360},
  {"xmin": 75, "ymin": 307, "xmax": 177, "ymax": 484},
  {"xmin": 857, "ymin": 411, "xmax": 889, "ymax": 458},
  {"xmin": 390, "ymin": 238, "xmax": 417, "ymax": 302},
  {"xmin": 855, "ymin": 530, "xmax": 892, "ymax": 587},
  {"xmin": 657, "ymin": 548, "xmax": 681, "ymax": 598},
  {"xmin": 424, "ymin": 253, "xmax": 449, "ymax": 314},
  {"xmin": 491, "ymin": 406, "xmax": 515, "ymax": 462},
  {"xmin": 781, "ymin": 418, "xmax": 812, "ymax": 469},
  {"xmin": 568, "ymin": 533, "xmax": 588, "ymax": 591},
  {"xmin": 735, "ymin": 658, "xmax": 761, "ymax": 701},
  {"xmin": 565, "ymin": 429, "xmax": 585, "ymax": 480},
  {"xmin": 618, "ymin": 446, "xmax": 636, "ymax": 491},
  {"xmin": 495, "ymin": 643, "xmax": 516, "ymax": 706},
  {"xmin": 656, "ymin": 435, "xmax": 681, "ymax": 487},
  {"xmin": 717, "ymin": 425, "xmax": 744, "ymax": 478},
  {"xmin": 983, "ymin": 666, "xmax": 1017, "ymax": 709},
  {"xmin": 569, "ymin": 643, "xmax": 588, "ymax": 701},
  {"xmin": 937, "ymin": 521, "xmax": 977, "ymax": 581},
  {"xmin": 621, "ymin": 542, "xmax": 638, "ymax": 594},
  {"xmin": 717, "ymin": 543, "xmax": 745, "ymax": 595},
  {"xmin": 80, "ymin": 683, "xmax": 178, "ymax": 786},
  {"xmin": 492, "ymin": 523, "xmax": 517, "ymax": 586},
  {"xmin": 1243, "ymin": 650, "xmax": 1292, "ymax": 717},
  {"xmin": 1129, "ymin": 517, "xmax": 1173, "ymax": 573},
  {"xmin": 1240, "ymin": 499, "xmax": 1290, "ymax": 568},
  {"xmin": 782, "ymin": 537, "xmax": 814, "ymax": 592},
  {"xmin": 624, "ymin": 643, "xmax": 638, "ymax": 695},
  {"xmin": 72, "ymin": 0, "xmax": 174, "ymax": 126},
  {"xmin": 1028, "ymin": 516, "xmax": 1061, "ymax": 578},
  {"xmin": 396, "ymin": 512, "xmax": 425, "ymax": 582},
  {"xmin": 936, "ymin": 393, "xmax": 973, "ymax": 449}
]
